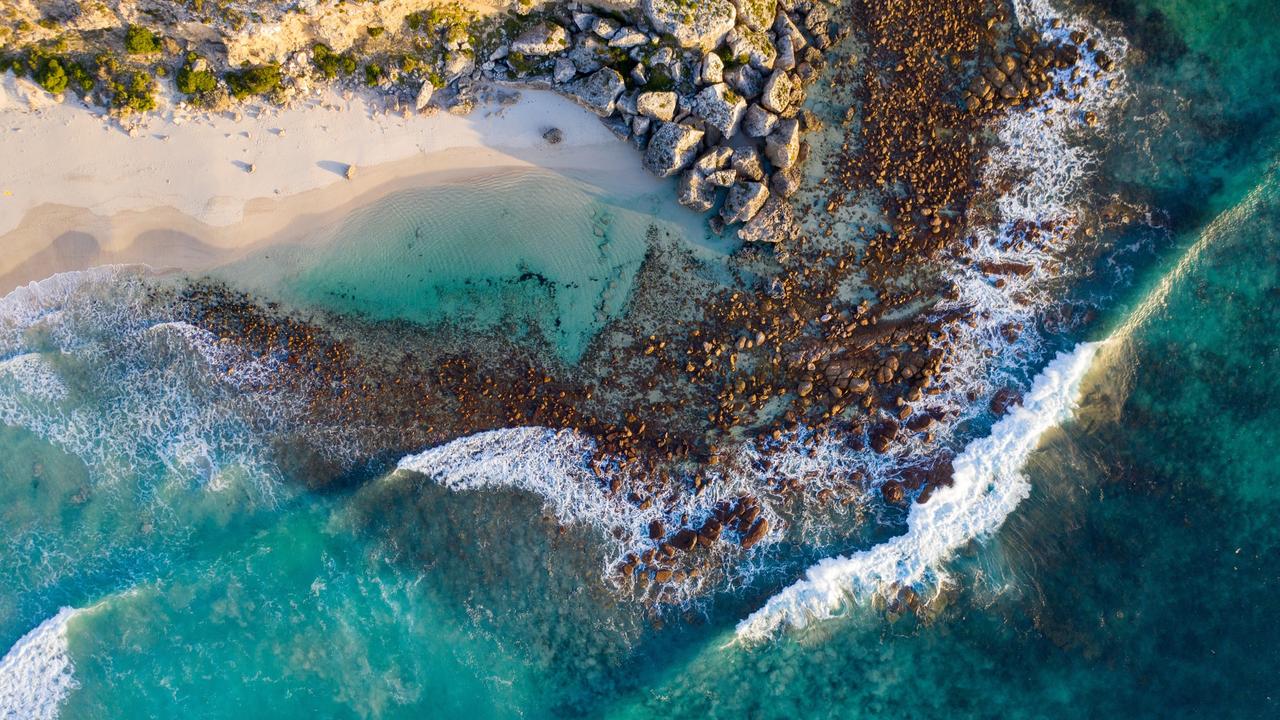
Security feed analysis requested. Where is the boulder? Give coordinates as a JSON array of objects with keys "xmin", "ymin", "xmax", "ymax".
[
  {"xmin": 610, "ymin": 27, "xmax": 649, "ymax": 48},
  {"xmin": 773, "ymin": 8, "xmax": 807, "ymax": 49},
  {"xmin": 677, "ymin": 170, "xmax": 717, "ymax": 212},
  {"xmin": 761, "ymin": 70, "xmax": 801, "ymax": 113},
  {"xmin": 568, "ymin": 36, "xmax": 606, "ymax": 74},
  {"xmin": 707, "ymin": 168, "xmax": 738, "ymax": 187},
  {"xmin": 691, "ymin": 83, "xmax": 748, "ymax": 137},
  {"xmin": 573, "ymin": 12, "xmax": 599, "ymax": 31},
  {"xmin": 511, "ymin": 22, "xmax": 570, "ymax": 56},
  {"xmin": 742, "ymin": 103, "xmax": 777, "ymax": 137},
  {"xmin": 774, "ymin": 34, "xmax": 796, "ymax": 71},
  {"xmin": 737, "ymin": 194, "xmax": 797, "ymax": 242},
  {"xmin": 636, "ymin": 90, "xmax": 678, "ymax": 122},
  {"xmin": 693, "ymin": 145, "xmax": 733, "ymax": 173},
  {"xmin": 631, "ymin": 114, "xmax": 652, "ymax": 137},
  {"xmin": 569, "ymin": 68, "xmax": 626, "ymax": 116},
  {"xmin": 630, "ymin": 63, "xmax": 648, "ymax": 85},
  {"xmin": 643, "ymin": 122, "xmax": 705, "ymax": 176},
  {"xmin": 701, "ymin": 52, "xmax": 725, "ymax": 84},
  {"xmin": 733, "ymin": 0, "xmax": 777, "ymax": 31},
  {"xmin": 721, "ymin": 181, "xmax": 769, "ymax": 224},
  {"xmin": 643, "ymin": 0, "xmax": 737, "ymax": 50},
  {"xmin": 543, "ymin": 127, "xmax": 564, "ymax": 144},
  {"xmin": 725, "ymin": 25, "xmax": 777, "ymax": 71},
  {"xmin": 770, "ymin": 164, "xmax": 802, "ymax": 197},
  {"xmin": 765, "ymin": 118, "xmax": 800, "ymax": 169},
  {"xmin": 593, "ymin": 17, "xmax": 620, "ymax": 38},
  {"xmin": 415, "ymin": 80, "xmax": 435, "ymax": 110},
  {"xmin": 726, "ymin": 64, "xmax": 764, "ymax": 99},
  {"xmin": 731, "ymin": 146, "xmax": 765, "ymax": 181},
  {"xmin": 553, "ymin": 57, "xmax": 577, "ymax": 84},
  {"xmin": 740, "ymin": 517, "xmax": 769, "ymax": 549}
]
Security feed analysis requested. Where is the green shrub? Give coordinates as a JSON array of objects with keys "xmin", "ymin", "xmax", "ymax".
[
  {"xmin": 366, "ymin": 26, "xmax": 384, "ymax": 37},
  {"xmin": 66, "ymin": 61, "xmax": 94, "ymax": 93},
  {"xmin": 363, "ymin": 62, "xmax": 385, "ymax": 86},
  {"xmin": 33, "ymin": 56, "xmax": 68, "ymax": 94},
  {"xmin": 109, "ymin": 71, "xmax": 157, "ymax": 113},
  {"xmin": 225, "ymin": 63, "xmax": 281, "ymax": 99},
  {"xmin": 124, "ymin": 25, "xmax": 161, "ymax": 54},
  {"xmin": 176, "ymin": 58, "xmax": 217, "ymax": 95},
  {"xmin": 312, "ymin": 43, "xmax": 356, "ymax": 79}
]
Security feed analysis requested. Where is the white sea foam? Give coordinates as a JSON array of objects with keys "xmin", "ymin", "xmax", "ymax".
[
  {"xmin": 735, "ymin": 341, "xmax": 1103, "ymax": 640},
  {"xmin": 0, "ymin": 607, "xmax": 83, "ymax": 720}
]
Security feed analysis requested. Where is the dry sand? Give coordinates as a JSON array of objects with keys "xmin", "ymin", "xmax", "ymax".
[{"xmin": 0, "ymin": 71, "xmax": 666, "ymax": 294}]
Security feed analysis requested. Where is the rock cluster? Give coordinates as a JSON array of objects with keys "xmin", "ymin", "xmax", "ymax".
[{"xmin": 477, "ymin": 0, "xmax": 845, "ymax": 240}]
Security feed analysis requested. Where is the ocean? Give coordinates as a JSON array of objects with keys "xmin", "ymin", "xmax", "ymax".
[{"xmin": 2, "ymin": 0, "xmax": 1279, "ymax": 717}]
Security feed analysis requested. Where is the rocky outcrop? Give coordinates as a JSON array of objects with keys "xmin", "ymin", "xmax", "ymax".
[
  {"xmin": 643, "ymin": 0, "xmax": 737, "ymax": 50},
  {"xmin": 643, "ymin": 122, "xmax": 704, "ymax": 176},
  {"xmin": 511, "ymin": 22, "xmax": 570, "ymax": 56}
]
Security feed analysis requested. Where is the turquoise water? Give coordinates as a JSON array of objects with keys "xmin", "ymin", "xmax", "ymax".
[
  {"xmin": 4, "ymin": 0, "xmax": 1280, "ymax": 717},
  {"xmin": 212, "ymin": 170, "xmax": 715, "ymax": 364}
]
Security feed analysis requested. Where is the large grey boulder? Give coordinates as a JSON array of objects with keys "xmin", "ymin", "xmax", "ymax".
[
  {"xmin": 765, "ymin": 118, "xmax": 800, "ymax": 169},
  {"xmin": 770, "ymin": 164, "xmax": 802, "ymax": 197},
  {"xmin": 553, "ymin": 57, "xmax": 578, "ymax": 84},
  {"xmin": 701, "ymin": 52, "xmax": 725, "ymax": 84},
  {"xmin": 569, "ymin": 68, "xmax": 626, "ymax": 116},
  {"xmin": 726, "ymin": 65, "xmax": 765, "ymax": 99},
  {"xmin": 725, "ymin": 26, "xmax": 777, "ymax": 71},
  {"xmin": 721, "ymin": 181, "xmax": 769, "ymax": 224},
  {"xmin": 743, "ymin": 103, "xmax": 777, "ymax": 137},
  {"xmin": 415, "ymin": 80, "xmax": 435, "ymax": 110},
  {"xmin": 636, "ymin": 90, "xmax": 678, "ymax": 122},
  {"xmin": 610, "ymin": 27, "xmax": 649, "ymax": 48},
  {"xmin": 774, "ymin": 9, "xmax": 807, "ymax": 49},
  {"xmin": 568, "ymin": 36, "xmax": 606, "ymax": 74},
  {"xmin": 677, "ymin": 170, "xmax": 717, "ymax": 212},
  {"xmin": 643, "ymin": 122, "xmax": 705, "ymax": 176},
  {"xmin": 732, "ymin": 146, "xmax": 765, "ymax": 181},
  {"xmin": 737, "ymin": 194, "xmax": 797, "ymax": 242},
  {"xmin": 760, "ymin": 70, "xmax": 801, "ymax": 113},
  {"xmin": 691, "ymin": 83, "xmax": 748, "ymax": 137},
  {"xmin": 643, "ymin": 0, "xmax": 737, "ymax": 50},
  {"xmin": 694, "ymin": 145, "xmax": 733, "ymax": 173},
  {"xmin": 733, "ymin": 0, "xmax": 777, "ymax": 31},
  {"xmin": 511, "ymin": 22, "xmax": 570, "ymax": 56}
]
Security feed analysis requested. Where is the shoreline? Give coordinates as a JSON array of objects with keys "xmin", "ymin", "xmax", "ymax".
[{"xmin": 0, "ymin": 80, "xmax": 665, "ymax": 295}]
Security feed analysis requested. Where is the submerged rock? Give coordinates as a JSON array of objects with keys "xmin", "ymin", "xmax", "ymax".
[{"xmin": 737, "ymin": 194, "xmax": 797, "ymax": 242}]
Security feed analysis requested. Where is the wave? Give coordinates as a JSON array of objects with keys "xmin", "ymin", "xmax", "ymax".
[
  {"xmin": 735, "ymin": 340, "xmax": 1103, "ymax": 640},
  {"xmin": 0, "ymin": 607, "xmax": 83, "ymax": 720}
]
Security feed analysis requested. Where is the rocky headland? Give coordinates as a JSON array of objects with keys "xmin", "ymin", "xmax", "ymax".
[{"xmin": 1, "ymin": 0, "xmax": 1121, "ymax": 608}]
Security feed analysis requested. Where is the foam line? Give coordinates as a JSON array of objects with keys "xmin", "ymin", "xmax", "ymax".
[
  {"xmin": 735, "ymin": 341, "xmax": 1103, "ymax": 640},
  {"xmin": 0, "ymin": 608, "xmax": 84, "ymax": 720}
]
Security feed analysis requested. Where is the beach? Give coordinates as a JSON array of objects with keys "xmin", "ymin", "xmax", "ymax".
[{"xmin": 0, "ymin": 73, "xmax": 662, "ymax": 294}]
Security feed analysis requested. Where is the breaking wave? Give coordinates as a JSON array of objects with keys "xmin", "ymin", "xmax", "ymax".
[
  {"xmin": 735, "ymin": 341, "xmax": 1103, "ymax": 640},
  {"xmin": 0, "ymin": 607, "xmax": 84, "ymax": 720}
]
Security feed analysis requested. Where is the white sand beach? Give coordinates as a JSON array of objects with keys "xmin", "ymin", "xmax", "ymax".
[{"xmin": 0, "ymin": 71, "xmax": 665, "ymax": 293}]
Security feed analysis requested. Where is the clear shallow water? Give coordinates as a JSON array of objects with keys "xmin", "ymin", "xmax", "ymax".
[
  {"xmin": 212, "ymin": 170, "xmax": 717, "ymax": 364},
  {"xmin": 4, "ymin": 0, "xmax": 1280, "ymax": 717}
]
